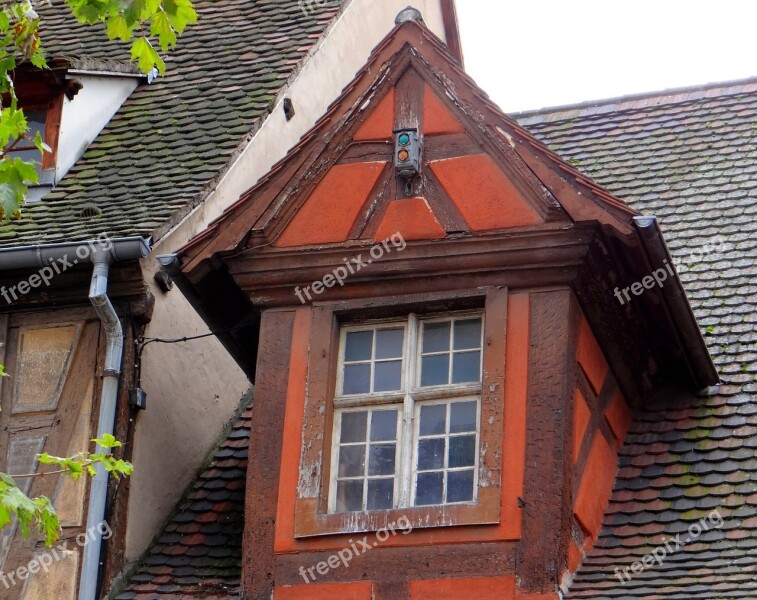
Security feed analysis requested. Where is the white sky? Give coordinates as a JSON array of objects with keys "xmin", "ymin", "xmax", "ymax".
[{"xmin": 457, "ymin": 0, "xmax": 757, "ymax": 113}]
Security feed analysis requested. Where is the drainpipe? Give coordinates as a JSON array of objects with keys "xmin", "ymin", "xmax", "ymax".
[{"xmin": 78, "ymin": 249, "xmax": 121, "ymax": 600}]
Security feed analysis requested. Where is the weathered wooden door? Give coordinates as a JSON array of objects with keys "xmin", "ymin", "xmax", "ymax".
[{"xmin": 0, "ymin": 309, "xmax": 102, "ymax": 599}]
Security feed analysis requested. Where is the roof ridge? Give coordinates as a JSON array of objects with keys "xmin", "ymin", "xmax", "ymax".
[{"xmin": 513, "ymin": 76, "xmax": 757, "ymax": 125}]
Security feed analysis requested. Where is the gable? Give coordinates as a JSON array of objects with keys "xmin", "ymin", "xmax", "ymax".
[{"xmin": 274, "ymin": 72, "xmax": 550, "ymax": 248}]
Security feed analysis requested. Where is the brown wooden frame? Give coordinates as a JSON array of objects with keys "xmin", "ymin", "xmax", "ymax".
[{"xmin": 294, "ymin": 288, "xmax": 507, "ymax": 537}]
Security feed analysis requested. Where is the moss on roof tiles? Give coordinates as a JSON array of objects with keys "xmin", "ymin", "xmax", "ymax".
[{"xmin": 3, "ymin": 0, "xmax": 342, "ymax": 249}]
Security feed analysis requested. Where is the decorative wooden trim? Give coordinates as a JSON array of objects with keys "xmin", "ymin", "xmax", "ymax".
[
  {"xmin": 294, "ymin": 288, "xmax": 505, "ymax": 538},
  {"xmin": 228, "ymin": 225, "xmax": 594, "ymax": 307},
  {"xmin": 440, "ymin": 0, "xmax": 464, "ymax": 66},
  {"xmin": 41, "ymin": 92, "xmax": 63, "ymax": 171},
  {"xmin": 242, "ymin": 310, "xmax": 296, "ymax": 599},
  {"xmin": 274, "ymin": 541, "xmax": 517, "ymax": 586},
  {"xmin": 516, "ymin": 290, "xmax": 577, "ymax": 592}
]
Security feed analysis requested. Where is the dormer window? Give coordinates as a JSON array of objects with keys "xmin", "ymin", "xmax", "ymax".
[{"xmin": 330, "ymin": 314, "xmax": 483, "ymax": 513}]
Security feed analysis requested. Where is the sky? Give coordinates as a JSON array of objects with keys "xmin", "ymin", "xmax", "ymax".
[{"xmin": 457, "ymin": 0, "xmax": 757, "ymax": 113}]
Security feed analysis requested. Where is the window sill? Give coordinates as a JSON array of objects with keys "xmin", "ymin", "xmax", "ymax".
[{"xmin": 294, "ymin": 487, "xmax": 499, "ymax": 538}]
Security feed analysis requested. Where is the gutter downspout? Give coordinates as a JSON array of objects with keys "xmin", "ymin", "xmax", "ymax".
[{"xmin": 78, "ymin": 249, "xmax": 121, "ymax": 600}]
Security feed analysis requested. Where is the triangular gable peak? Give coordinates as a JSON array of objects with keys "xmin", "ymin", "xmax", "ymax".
[
  {"xmin": 174, "ymin": 18, "xmax": 716, "ymax": 397},
  {"xmin": 180, "ymin": 20, "xmax": 637, "ymax": 277}
]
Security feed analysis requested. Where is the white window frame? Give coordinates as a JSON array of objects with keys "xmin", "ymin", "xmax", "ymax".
[{"xmin": 329, "ymin": 311, "xmax": 484, "ymax": 513}]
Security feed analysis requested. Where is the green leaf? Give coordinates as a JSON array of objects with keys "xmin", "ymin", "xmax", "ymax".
[
  {"xmin": 34, "ymin": 130, "xmax": 52, "ymax": 154},
  {"xmin": 106, "ymin": 14, "xmax": 132, "ymax": 42},
  {"xmin": 92, "ymin": 433, "xmax": 121, "ymax": 449},
  {"xmin": 150, "ymin": 12, "xmax": 177, "ymax": 52},
  {"xmin": 130, "ymin": 36, "xmax": 165, "ymax": 74},
  {"xmin": 0, "ymin": 364, "xmax": 7, "ymax": 377}
]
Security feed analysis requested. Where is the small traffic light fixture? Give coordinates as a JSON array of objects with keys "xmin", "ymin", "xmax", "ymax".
[{"xmin": 394, "ymin": 128, "xmax": 420, "ymax": 179}]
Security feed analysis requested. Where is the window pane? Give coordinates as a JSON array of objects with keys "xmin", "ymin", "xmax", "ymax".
[
  {"xmin": 421, "ymin": 354, "xmax": 449, "ymax": 387},
  {"xmin": 368, "ymin": 443, "xmax": 396, "ymax": 476},
  {"xmin": 415, "ymin": 472, "xmax": 443, "ymax": 506},
  {"xmin": 338, "ymin": 445, "xmax": 365, "ymax": 478},
  {"xmin": 419, "ymin": 404, "xmax": 446, "ymax": 436},
  {"xmin": 450, "ymin": 401, "xmax": 477, "ymax": 433},
  {"xmin": 375, "ymin": 328, "xmax": 404, "ymax": 359},
  {"xmin": 422, "ymin": 321, "xmax": 450, "ymax": 353},
  {"xmin": 446, "ymin": 470, "xmax": 474, "ymax": 503},
  {"xmin": 343, "ymin": 364, "xmax": 370, "ymax": 395},
  {"xmin": 345, "ymin": 330, "xmax": 373, "ymax": 361},
  {"xmin": 448, "ymin": 435, "xmax": 476, "ymax": 468},
  {"xmin": 336, "ymin": 480, "xmax": 364, "ymax": 512},
  {"xmin": 454, "ymin": 318, "xmax": 482, "ymax": 350},
  {"xmin": 370, "ymin": 410, "xmax": 398, "ymax": 441},
  {"xmin": 374, "ymin": 360, "xmax": 402, "ymax": 392},
  {"xmin": 340, "ymin": 411, "xmax": 367, "ymax": 443},
  {"xmin": 367, "ymin": 479, "xmax": 394, "ymax": 510},
  {"xmin": 8, "ymin": 148, "xmax": 41, "ymax": 163},
  {"xmin": 451, "ymin": 350, "xmax": 480, "ymax": 384},
  {"xmin": 417, "ymin": 438, "xmax": 445, "ymax": 470}
]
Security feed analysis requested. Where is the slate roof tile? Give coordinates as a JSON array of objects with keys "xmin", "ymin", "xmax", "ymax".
[
  {"xmin": 3, "ymin": 0, "xmax": 341, "ymax": 250},
  {"xmin": 517, "ymin": 79, "xmax": 756, "ymax": 598},
  {"xmin": 114, "ymin": 402, "xmax": 252, "ymax": 599}
]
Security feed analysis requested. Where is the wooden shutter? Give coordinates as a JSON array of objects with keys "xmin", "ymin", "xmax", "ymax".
[{"xmin": 0, "ymin": 310, "xmax": 102, "ymax": 599}]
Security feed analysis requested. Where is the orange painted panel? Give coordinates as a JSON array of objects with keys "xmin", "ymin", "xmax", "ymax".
[
  {"xmin": 423, "ymin": 86, "xmax": 465, "ymax": 135},
  {"xmin": 574, "ymin": 434, "xmax": 617, "ymax": 540},
  {"xmin": 576, "ymin": 316, "xmax": 608, "ymax": 396},
  {"xmin": 354, "ymin": 88, "xmax": 394, "ymax": 141},
  {"xmin": 411, "ymin": 576, "xmax": 516, "ymax": 599},
  {"xmin": 275, "ymin": 308, "xmax": 313, "ymax": 552},
  {"xmin": 604, "ymin": 389, "xmax": 632, "ymax": 446},
  {"xmin": 573, "ymin": 388, "xmax": 591, "ymax": 464},
  {"xmin": 373, "ymin": 197, "xmax": 446, "ymax": 241},
  {"xmin": 276, "ymin": 162, "xmax": 385, "ymax": 247},
  {"xmin": 275, "ymin": 582, "xmax": 372, "ymax": 600},
  {"xmin": 568, "ymin": 539, "xmax": 583, "ymax": 573},
  {"xmin": 430, "ymin": 155, "xmax": 542, "ymax": 231}
]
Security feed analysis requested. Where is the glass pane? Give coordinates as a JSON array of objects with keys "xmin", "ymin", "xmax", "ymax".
[
  {"xmin": 26, "ymin": 111, "xmax": 46, "ymax": 139},
  {"xmin": 7, "ymin": 147, "xmax": 41, "ymax": 163},
  {"xmin": 415, "ymin": 472, "xmax": 443, "ymax": 506},
  {"xmin": 338, "ymin": 445, "xmax": 365, "ymax": 477},
  {"xmin": 417, "ymin": 438, "xmax": 445, "ymax": 470},
  {"xmin": 452, "ymin": 350, "xmax": 480, "ymax": 384},
  {"xmin": 367, "ymin": 479, "xmax": 394, "ymax": 510},
  {"xmin": 374, "ymin": 360, "xmax": 402, "ymax": 392},
  {"xmin": 340, "ymin": 411, "xmax": 367, "ymax": 443},
  {"xmin": 370, "ymin": 409, "xmax": 398, "ymax": 441},
  {"xmin": 368, "ymin": 443, "xmax": 396, "ymax": 476},
  {"xmin": 446, "ymin": 470, "xmax": 474, "ymax": 503},
  {"xmin": 375, "ymin": 328, "xmax": 404, "ymax": 359},
  {"xmin": 422, "ymin": 321, "xmax": 450, "ymax": 353},
  {"xmin": 419, "ymin": 404, "xmax": 447, "ymax": 436},
  {"xmin": 454, "ymin": 318, "xmax": 482, "ymax": 350},
  {"xmin": 343, "ymin": 364, "xmax": 370, "ymax": 395},
  {"xmin": 448, "ymin": 435, "xmax": 476, "ymax": 468},
  {"xmin": 345, "ymin": 330, "xmax": 373, "ymax": 361},
  {"xmin": 450, "ymin": 401, "xmax": 477, "ymax": 433},
  {"xmin": 421, "ymin": 354, "xmax": 449, "ymax": 387},
  {"xmin": 336, "ymin": 480, "xmax": 364, "ymax": 512}
]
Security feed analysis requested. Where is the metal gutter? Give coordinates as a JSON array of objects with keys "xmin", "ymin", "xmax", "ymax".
[
  {"xmin": 0, "ymin": 236, "xmax": 151, "ymax": 270},
  {"xmin": 633, "ymin": 216, "xmax": 720, "ymax": 388}
]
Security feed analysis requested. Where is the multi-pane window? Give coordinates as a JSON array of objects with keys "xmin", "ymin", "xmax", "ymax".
[{"xmin": 330, "ymin": 313, "xmax": 483, "ymax": 513}]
